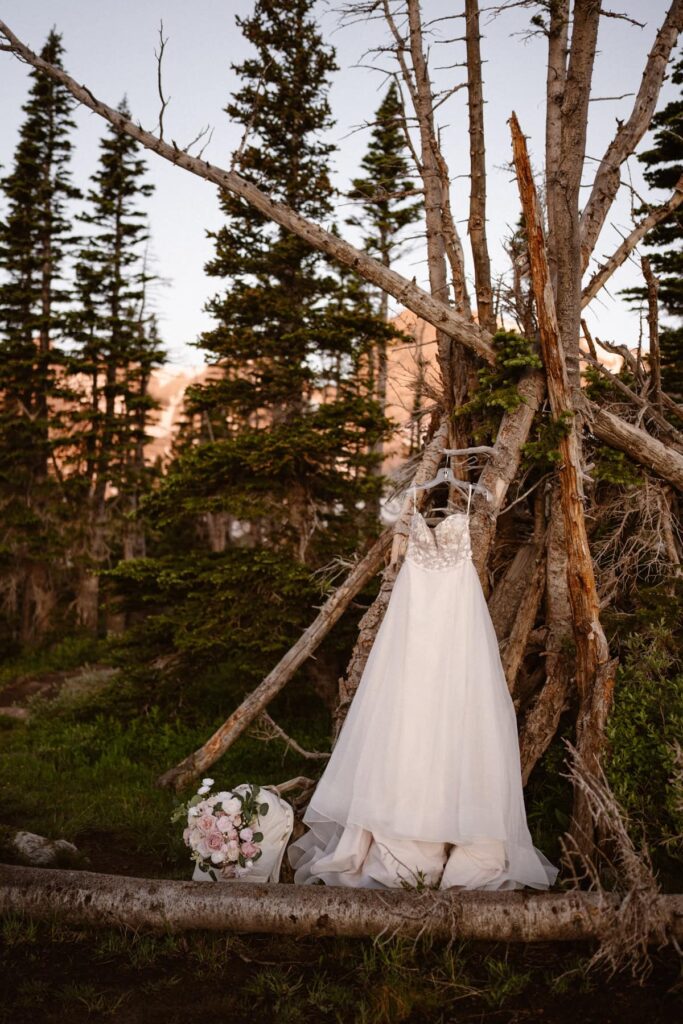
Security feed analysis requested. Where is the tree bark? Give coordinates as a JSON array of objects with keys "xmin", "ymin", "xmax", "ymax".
[
  {"xmin": 510, "ymin": 111, "xmax": 615, "ymax": 859},
  {"xmin": 579, "ymin": 0, "xmax": 683, "ymax": 271},
  {"xmin": 544, "ymin": 0, "xmax": 569, "ymax": 294},
  {"xmin": 641, "ymin": 255, "xmax": 662, "ymax": 412},
  {"xmin": 2, "ymin": 864, "xmax": 682, "ymax": 942},
  {"xmin": 553, "ymin": 0, "xmax": 601, "ymax": 396},
  {"xmin": 157, "ymin": 529, "xmax": 392, "ymax": 791},
  {"xmin": 464, "ymin": 0, "xmax": 494, "ymax": 332},
  {"xmin": 518, "ymin": 498, "xmax": 573, "ymax": 784},
  {"xmin": 590, "ymin": 405, "xmax": 683, "ymax": 490}
]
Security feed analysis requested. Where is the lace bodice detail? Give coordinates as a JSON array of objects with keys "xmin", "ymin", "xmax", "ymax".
[{"xmin": 406, "ymin": 511, "xmax": 472, "ymax": 571}]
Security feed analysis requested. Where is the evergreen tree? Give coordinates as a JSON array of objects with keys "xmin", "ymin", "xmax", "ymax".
[
  {"xmin": 0, "ymin": 30, "xmax": 80, "ymax": 645},
  {"xmin": 624, "ymin": 51, "xmax": 683, "ymax": 400},
  {"xmin": 347, "ymin": 81, "xmax": 420, "ymax": 466},
  {"xmin": 70, "ymin": 99, "xmax": 163, "ymax": 630},
  {"xmin": 179, "ymin": 0, "xmax": 392, "ymax": 562},
  {"xmin": 111, "ymin": 0, "xmax": 394, "ymax": 703},
  {"xmin": 347, "ymin": 81, "xmax": 420, "ymax": 302}
]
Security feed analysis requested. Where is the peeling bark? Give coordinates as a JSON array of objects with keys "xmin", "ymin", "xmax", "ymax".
[
  {"xmin": 2, "ymin": 865, "xmax": 682, "ymax": 942},
  {"xmin": 510, "ymin": 111, "xmax": 615, "ymax": 859}
]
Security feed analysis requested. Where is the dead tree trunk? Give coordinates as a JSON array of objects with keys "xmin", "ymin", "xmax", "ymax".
[
  {"xmin": 465, "ymin": 0, "xmax": 494, "ymax": 332},
  {"xmin": 641, "ymin": 255, "xmax": 662, "ymax": 412},
  {"xmin": 510, "ymin": 111, "xmax": 616, "ymax": 860},
  {"xmin": 519, "ymin": 496, "xmax": 574, "ymax": 784},
  {"xmin": 2, "ymin": 864, "xmax": 682, "ymax": 942}
]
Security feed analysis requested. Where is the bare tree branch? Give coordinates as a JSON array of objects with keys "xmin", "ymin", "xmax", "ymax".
[
  {"xmin": 581, "ymin": 174, "xmax": 683, "ymax": 307},
  {"xmin": 579, "ymin": 0, "xmax": 683, "ymax": 270}
]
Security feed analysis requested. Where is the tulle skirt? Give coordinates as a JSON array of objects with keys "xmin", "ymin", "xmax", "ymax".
[{"xmin": 288, "ymin": 555, "xmax": 558, "ymax": 890}]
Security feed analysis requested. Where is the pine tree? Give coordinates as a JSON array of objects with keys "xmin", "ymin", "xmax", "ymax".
[
  {"xmin": 347, "ymin": 81, "xmax": 420, "ymax": 306},
  {"xmin": 70, "ymin": 99, "xmax": 164, "ymax": 630},
  {"xmin": 347, "ymin": 81, "xmax": 420, "ymax": 467},
  {"xmin": 110, "ymin": 0, "xmax": 394, "ymax": 701},
  {"xmin": 624, "ymin": 51, "xmax": 683, "ymax": 400},
  {"xmin": 0, "ymin": 30, "xmax": 80, "ymax": 645},
  {"xmin": 181, "ymin": 0, "xmax": 392, "ymax": 562}
]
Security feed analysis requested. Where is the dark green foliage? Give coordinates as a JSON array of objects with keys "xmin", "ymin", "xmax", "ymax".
[
  {"xmin": 522, "ymin": 412, "xmax": 572, "ymax": 472},
  {"xmin": 0, "ymin": 31, "xmax": 80, "ymax": 644},
  {"xmin": 116, "ymin": 0, "xmax": 394, "ymax": 692},
  {"xmin": 0, "ymin": 29, "xmax": 80, "ymax": 479},
  {"xmin": 604, "ymin": 586, "xmax": 683, "ymax": 888},
  {"xmin": 347, "ymin": 81, "xmax": 420, "ymax": 268},
  {"xmin": 69, "ymin": 97, "xmax": 164, "ymax": 522},
  {"xmin": 106, "ymin": 548, "xmax": 318, "ymax": 669},
  {"xmin": 591, "ymin": 447, "xmax": 642, "ymax": 487},
  {"xmin": 183, "ymin": 0, "xmax": 393, "ymax": 561},
  {"xmin": 456, "ymin": 330, "xmax": 542, "ymax": 440}
]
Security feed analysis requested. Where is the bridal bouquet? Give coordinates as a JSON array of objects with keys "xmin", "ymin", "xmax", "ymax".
[{"xmin": 171, "ymin": 778, "xmax": 269, "ymax": 881}]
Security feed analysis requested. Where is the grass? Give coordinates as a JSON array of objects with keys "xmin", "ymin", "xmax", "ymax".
[
  {"xmin": 0, "ymin": 657, "xmax": 320, "ymax": 877},
  {"xmin": 0, "ymin": 915, "xmax": 679, "ymax": 1024},
  {"xmin": 0, "ymin": 648, "xmax": 681, "ymax": 1021}
]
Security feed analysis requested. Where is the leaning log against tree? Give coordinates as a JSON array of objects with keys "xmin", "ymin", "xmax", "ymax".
[
  {"xmin": 156, "ymin": 529, "xmax": 392, "ymax": 792},
  {"xmin": 2, "ymin": 864, "xmax": 682, "ymax": 943},
  {"xmin": 510, "ymin": 111, "xmax": 617, "ymax": 861}
]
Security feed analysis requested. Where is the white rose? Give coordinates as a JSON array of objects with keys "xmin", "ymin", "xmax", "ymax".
[
  {"xmin": 215, "ymin": 791, "xmax": 232, "ymax": 803},
  {"xmin": 202, "ymin": 778, "xmax": 215, "ymax": 787},
  {"xmin": 188, "ymin": 806, "xmax": 201, "ymax": 818},
  {"xmin": 210, "ymin": 850, "xmax": 226, "ymax": 864},
  {"xmin": 224, "ymin": 797, "xmax": 242, "ymax": 816},
  {"xmin": 197, "ymin": 785, "xmax": 210, "ymax": 796}
]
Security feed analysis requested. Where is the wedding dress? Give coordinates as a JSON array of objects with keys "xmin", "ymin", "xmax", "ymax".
[{"xmin": 288, "ymin": 494, "xmax": 559, "ymax": 890}]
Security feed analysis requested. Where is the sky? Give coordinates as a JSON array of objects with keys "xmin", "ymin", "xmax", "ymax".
[{"xmin": 0, "ymin": 1, "xmax": 678, "ymax": 369}]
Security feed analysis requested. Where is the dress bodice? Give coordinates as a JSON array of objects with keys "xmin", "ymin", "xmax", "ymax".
[{"xmin": 406, "ymin": 511, "xmax": 472, "ymax": 571}]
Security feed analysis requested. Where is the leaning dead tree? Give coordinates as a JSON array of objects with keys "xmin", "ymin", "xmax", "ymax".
[{"xmin": 2, "ymin": 1, "xmax": 683, "ymax": 877}]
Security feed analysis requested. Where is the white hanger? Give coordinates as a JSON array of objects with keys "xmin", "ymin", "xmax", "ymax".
[{"xmin": 408, "ymin": 455, "xmax": 492, "ymax": 505}]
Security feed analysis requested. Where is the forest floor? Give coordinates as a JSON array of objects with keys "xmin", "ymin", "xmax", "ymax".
[{"xmin": 0, "ymin": 642, "xmax": 681, "ymax": 1022}]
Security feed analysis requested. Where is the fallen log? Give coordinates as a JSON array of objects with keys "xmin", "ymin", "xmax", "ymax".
[
  {"xmin": 1, "ymin": 865, "xmax": 682, "ymax": 943},
  {"xmin": 156, "ymin": 529, "xmax": 392, "ymax": 791}
]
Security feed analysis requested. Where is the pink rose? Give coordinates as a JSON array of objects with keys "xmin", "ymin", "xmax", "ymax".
[
  {"xmin": 216, "ymin": 815, "xmax": 233, "ymax": 833},
  {"xmin": 207, "ymin": 831, "xmax": 225, "ymax": 852},
  {"xmin": 197, "ymin": 814, "xmax": 216, "ymax": 833},
  {"xmin": 239, "ymin": 827, "xmax": 253, "ymax": 842},
  {"xmin": 241, "ymin": 841, "xmax": 259, "ymax": 858}
]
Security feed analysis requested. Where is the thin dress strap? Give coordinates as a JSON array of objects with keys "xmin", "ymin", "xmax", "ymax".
[
  {"xmin": 412, "ymin": 486, "xmax": 417, "ymax": 514},
  {"xmin": 466, "ymin": 483, "xmax": 473, "ymax": 516}
]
